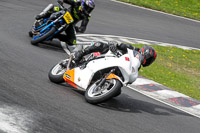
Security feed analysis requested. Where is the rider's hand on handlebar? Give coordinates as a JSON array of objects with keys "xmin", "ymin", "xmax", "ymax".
[
  {"xmin": 109, "ymin": 42, "xmax": 123, "ymax": 57},
  {"xmin": 109, "ymin": 41, "xmax": 118, "ymax": 54},
  {"xmin": 109, "ymin": 44, "xmax": 117, "ymax": 54}
]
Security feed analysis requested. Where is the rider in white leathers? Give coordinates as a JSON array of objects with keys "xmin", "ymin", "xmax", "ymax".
[{"xmin": 72, "ymin": 41, "xmax": 157, "ymax": 83}]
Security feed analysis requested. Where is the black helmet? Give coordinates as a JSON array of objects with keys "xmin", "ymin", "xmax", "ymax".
[
  {"xmin": 81, "ymin": 0, "xmax": 95, "ymax": 14},
  {"xmin": 139, "ymin": 45, "xmax": 157, "ymax": 67}
]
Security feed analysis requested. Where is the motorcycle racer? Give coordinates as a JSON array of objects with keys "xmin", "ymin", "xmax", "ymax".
[
  {"xmin": 35, "ymin": 0, "xmax": 95, "ymax": 46},
  {"xmin": 49, "ymin": 42, "xmax": 156, "ymax": 103},
  {"xmin": 73, "ymin": 42, "xmax": 157, "ymax": 71}
]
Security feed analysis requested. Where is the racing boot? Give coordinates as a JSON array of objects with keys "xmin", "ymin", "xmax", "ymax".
[
  {"xmin": 60, "ymin": 41, "xmax": 71, "ymax": 56},
  {"xmin": 73, "ymin": 50, "xmax": 84, "ymax": 65}
]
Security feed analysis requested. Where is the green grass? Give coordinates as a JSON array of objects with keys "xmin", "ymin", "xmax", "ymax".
[
  {"xmin": 119, "ymin": 0, "xmax": 200, "ymax": 20},
  {"xmin": 132, "ymin": 44, "xmax": 200, "ymax": 100}
]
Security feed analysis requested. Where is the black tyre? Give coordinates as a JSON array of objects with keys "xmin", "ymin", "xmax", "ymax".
[
  {"xmin": 85, "ymin": 79, "xmax": 122, "ymax": 104},
  {"xmin": 113, "ymin": 88, "xmax": 121, "ymax": 97},
  {"xmin": 31, "ymin": 27, "xmax": 56, "ymax": 45},
  {"xmin": 28, "ymin": 30, "xmax": 33, "ymax": 37},
  {"xmin": 48, "ymin": 60, "xmax": 68, "ymax": 84}
]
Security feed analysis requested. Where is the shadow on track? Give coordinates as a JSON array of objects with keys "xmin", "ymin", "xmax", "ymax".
[
  {"xmin": 97, "ymin": 93, "xmax": 192, "ymax": 117},
  {"xmin": 30, "ymin": 40, "xmax": 65, "ymax": 52},
  {"xmin": 51, "ymin": 83, "xmax": 191, "ymax": 117}
]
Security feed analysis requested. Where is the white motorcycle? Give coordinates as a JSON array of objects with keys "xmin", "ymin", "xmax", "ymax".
[{"xmin": 48, "ymin": 48, "xmax": 140, "ymax": 104}]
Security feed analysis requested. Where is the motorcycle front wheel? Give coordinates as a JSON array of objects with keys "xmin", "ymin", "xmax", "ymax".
[
  {"xmin": 31, "ymin": 27, "xmax": 56, "ymax": 45},
  {"xmin": 48, "ymin": 60, "xmax": 68, "ymax": 84},
  {"xmin": 85, "ymin": 79, "xmax": 122, "ymax": 104}
]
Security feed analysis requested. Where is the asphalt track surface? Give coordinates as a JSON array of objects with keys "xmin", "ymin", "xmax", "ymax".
[{"xmin": 0, "ymin": 0, "xmax": 200, "ymax": 133}]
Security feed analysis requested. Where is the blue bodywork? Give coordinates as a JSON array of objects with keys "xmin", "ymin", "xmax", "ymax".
[{"xmin": 32, "ymin": 17, "xmax": 65, "ymax": 41}]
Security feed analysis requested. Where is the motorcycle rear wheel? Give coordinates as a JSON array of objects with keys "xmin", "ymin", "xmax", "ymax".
[
  {"xmin": 31, "ymin": 27, "xmax": 56, "ymax": 45},
  {"xmin": 85, "ymin": 79, "xmax": 122, "ymax": 104},
  {"xmin": 48, "ymin": 60, "xmax": 68, "ymax": 84}
]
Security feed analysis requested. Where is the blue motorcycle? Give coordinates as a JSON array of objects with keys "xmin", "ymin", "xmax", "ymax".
[{"xmin": 29, "ymin": 1, "xmax": 74, "ymax": 45}]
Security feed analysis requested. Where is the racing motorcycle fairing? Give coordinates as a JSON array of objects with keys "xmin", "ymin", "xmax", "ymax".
[
  {"xmin": 63, "ymin": 49, "xmax": 141, "ymax": 90},
  {"xmin": 49, "ymin": 48, "xmax": 142, "ymax": 104},
  {"xmin": 63, "ymin": 68, "xmax": 77, "ymax": 89},
  {"xmin": 63, "ymin": 11, "xmax": 74, "ymax": 24}
]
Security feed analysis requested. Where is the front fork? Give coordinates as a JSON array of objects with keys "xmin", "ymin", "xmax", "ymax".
[
  {"xmin": 96, "ymin": 69, "xmax": 116, "ymax": 89},
  {"xmin": 42, "ymin": 20, "xmax": 67, "ymax": 40}
]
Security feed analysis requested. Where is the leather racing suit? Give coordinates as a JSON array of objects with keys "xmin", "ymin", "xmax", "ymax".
[{"xmin": 74, "ymin": 42, "xmax": 143, "ymax": 70}]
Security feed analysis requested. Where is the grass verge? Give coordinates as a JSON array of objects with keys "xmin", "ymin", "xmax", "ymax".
[
  {"xmin": 132, "ymin": 44, "xmax": 200, "ymax": 100},
  {"xmin": 118, "ymin": 0, "xmax": 200, "ymax": 21}
]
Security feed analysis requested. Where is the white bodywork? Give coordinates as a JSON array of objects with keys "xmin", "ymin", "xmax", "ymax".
[{"xmin": 71, "ymin": 49, "xmax": 141, "ymax": 90}]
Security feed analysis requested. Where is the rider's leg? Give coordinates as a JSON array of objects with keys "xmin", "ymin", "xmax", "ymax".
[
  {"xmin": 54, "ymin": 25, "xmax": 76, "ymax": 46},
  {"xmin": 53, "ymin": 25, "xmax": 77, "ymax": 55},
  {"xmin": 64, "ymin": 25, "xmax": 77, "ymax": 46},
  {"xmin": 73, "ymin": 42, "xmax": 109, "ymax": 63},
  {"xmin": 73, "ymin": 45, "xmax": 83, "ymax": 52},
  {"xmin": 63, "ymin": 25, "xmax": 95, "ymax": 52}
]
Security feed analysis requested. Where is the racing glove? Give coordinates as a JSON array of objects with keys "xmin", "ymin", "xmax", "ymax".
[
  {"xmin": 109, "ymin": 41, "xmax": 118, "ymax": 54},
  {"xmin": 134, "ymin": 47, "xmax": 140, "ymax": 51}
]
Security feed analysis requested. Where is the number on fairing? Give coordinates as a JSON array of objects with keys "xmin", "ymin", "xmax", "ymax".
[{"xmin": 63, "ymin": 11, "xmax": 74, "ymax": 24}]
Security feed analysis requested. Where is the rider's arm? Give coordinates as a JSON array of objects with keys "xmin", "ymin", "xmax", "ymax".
[
  {"xmin": 117, "ymin": 43, "xmax": 140, "ymax": 52},
  {"xmin": 76, "ymin": 16, "xmax": 90, "ymax": 33},
  {"xmin": 63, "ymin": 0, "xmax": 77, "ymax": 5},
  {"xmin": 83, "ymin": 42, "xmax": 109, "ymax": 55}
]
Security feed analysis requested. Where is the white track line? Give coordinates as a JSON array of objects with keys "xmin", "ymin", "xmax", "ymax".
[
  {"xmin": 111, "ymin": 0, "xmax": 200, "ymax": 23},
  {"xmin": 193, "ymin": 104, "xmax": 200, "ymax": 110},
  {"xmin": 119, "ymin": 38, "xmax": 135, "ymax": 44},
  {"xmin": 131, "ymin": 78, "xmax": 159, "ymax": 85},
  {"xmin": 77, "ymin": 34, "xmax": 200, "ymax": 50},
  {"xmin": 0, "ymin": 105, "xmax": 34, "ymax": 133}
]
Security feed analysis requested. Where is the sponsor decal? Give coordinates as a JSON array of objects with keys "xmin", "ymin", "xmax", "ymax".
[
  {"xmin": 65, "ymin": 74, "xmax": 71, "ymax": 79},
  {"xmin": 125, "ymin": 57, "xmax": 129, "ymax": 61}
]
